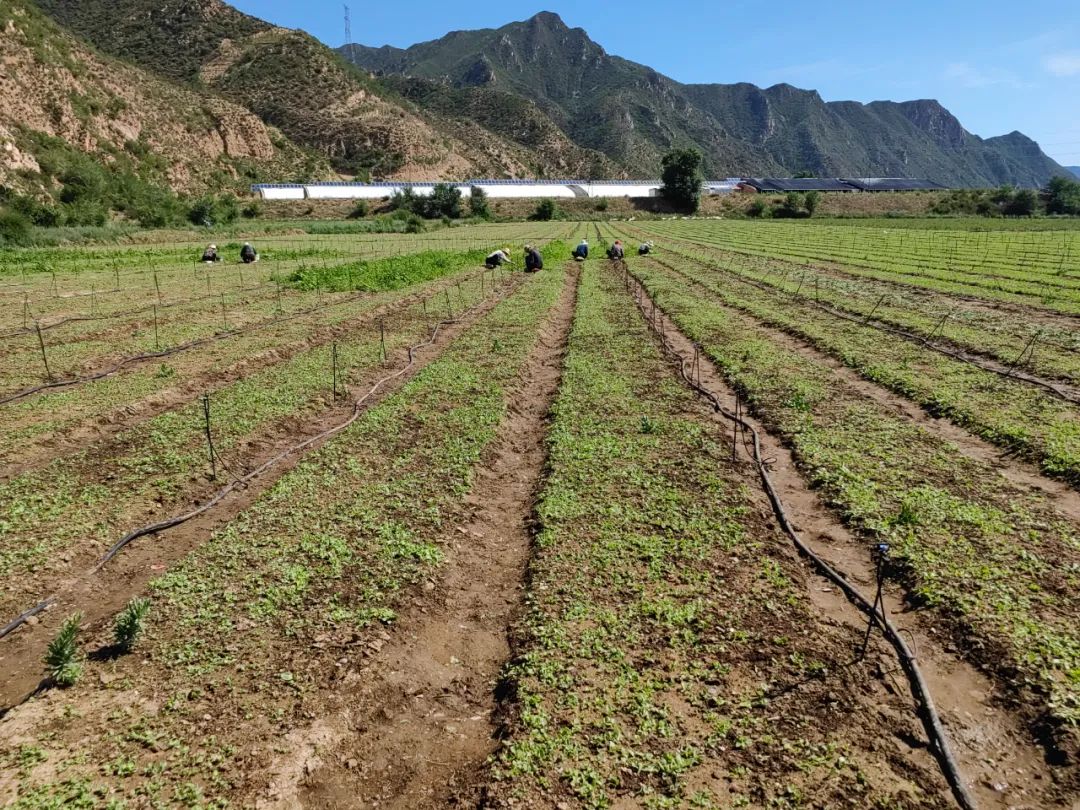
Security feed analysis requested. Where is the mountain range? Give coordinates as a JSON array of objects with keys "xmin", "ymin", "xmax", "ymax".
[{"xmin": 0, "ymin": 0, "xmax": 1070, "ymax": 203}]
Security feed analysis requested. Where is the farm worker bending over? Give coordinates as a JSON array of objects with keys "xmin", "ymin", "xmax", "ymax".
[
  {"xmin": 524, "ymin": 244, "xmax": 543, "ymax": 273},
  {"xmin": 240, "ymin": 242, "xmax": 259, "ymax": 264},
  {"xmin": 572, "ymin": 238, "xmax": 589, "ymax": 261},
  {"xmin": 485, "ymin": 248, "xmax": 511, "ymax": 269},
  {"xmin": 201, "ymin": 244, "xmax": 221, "ymax": 263},
  {"xmin": 638, "ymin": 241, "xmax": 654, "ymax": 256},
  {"xmin": 607, "ymin": 240, "xmax": 625, "ymax": 260}
]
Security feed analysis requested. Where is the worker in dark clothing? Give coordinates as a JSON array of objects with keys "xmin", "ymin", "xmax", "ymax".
[
  {"xmin": 201, "ymin": 244, "xmax": 220, "ymax": 263},
  {"xmin": 485, "ymin": 248, "xmax": 511, "ymax": 269},
  {"xmin": 524, "ymin": 244, "xmax": 543, "ymax": 273},
  {"xmin": 607, "ymin": 240, "xmax": 625, "ymax": 260},
  {"xmin": 240, "ymin": 242, "xmax": 258, "ymax": 264},
  {"xmin": 572, "ymin": 238, "xmax": 589, "ymax": 261},
  {"xmin": 638, "ymin": 241, "xmax": 654, "ymax": 256}
]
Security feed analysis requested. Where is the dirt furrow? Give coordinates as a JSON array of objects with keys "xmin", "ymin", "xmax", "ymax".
[
  {"xmin": 0, "ymin": 268, "xmax": 500, "ymax": 478},
  {"xmin": 253, "ymin": 264, "xmax": 579, "ymax": 810},
  {"xmin": 0, "ymin": 275, "xmax": 524, "ymax": 712},
  {"xmin": 642, "ymin": 256, "xmax": 1080, "ymax": 524},
  {"xmin": 619, "ymin": 263, "xmax": 1069, "ymax": 808}
]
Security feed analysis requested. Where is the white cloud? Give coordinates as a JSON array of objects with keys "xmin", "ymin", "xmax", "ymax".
[
  {"xmin": 1044, "ymin": 52, "xmax": 1080, "ymax": 77},
  {"xmin": 942, "ymin": 62, "xmax": 1031, "ymax": 89}
]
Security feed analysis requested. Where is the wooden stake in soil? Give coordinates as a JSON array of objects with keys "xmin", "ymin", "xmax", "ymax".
[
  {"xmin": 445, "ymin": 289, "xmax": 453, "ymax": 320},
  {"xmin": 331, "ymin": 342, "xmax": 339, "ymax": 400},
  {"xmin": 379, "ymin": 319, "xmax": 387, "ymax": 362},
  {"xmin": 114, "ymin": 266, "xmax": 120, "ymax": 291},
  {"xmin": 732, "ymin": 394, "xmax": 739, "ymax": 463},
  {"xmin": 23, "ymin": 293, "xmax": 29, "ymax": 330},
  {"xmin": 35, "ymin": 321, "xmax": 52, "ymax": 381},
  {"xmin": 153, "ymin": 305, "xmax": 160, "ymax": 350},
  {"xmin": 154, "ymin": 269, "xmax": 162, "ymax": 305},
  {"xmin": 202, "ymin": 394, "xmax": 217, "ymax": 480}
]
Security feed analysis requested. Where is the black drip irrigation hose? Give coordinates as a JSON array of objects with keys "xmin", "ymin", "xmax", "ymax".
[
  {"xmin": 646, "ymin": 248, "xmax": 1080, "ymax": 407},
  {"xmin": 617, "ymin": 260, "xmax": 978, "ymax": 810},
  {"xmin": 0, "ymin": 268, "xmax": 520, "ymax": 646},
  {"xmin": 0, "ymin": 266, "xmax": 495, "ymax": 407}
]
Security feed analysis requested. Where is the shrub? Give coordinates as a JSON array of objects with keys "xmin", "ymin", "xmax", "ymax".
[
  {"xmin": 45, "ymin": 613, "xmax": 84, "ymax": 687},
  {"xmin": 746, "ymin": 199, "xmax": 769, "ymax": 218},
  {"xmin": 803, "ymin": 190, "xmax": 820, "ymax": 216},
  {"xmin": 346, "ymin": 200, "xmax": 368, "ymax": 219},
  {"xmin": 531, "ymin": 198, "xmax": 559, "ymax": 221},
  {"xmin": 113, "ymin": 597, "xmax": 151, "ymax": 653},
  {"xmin": 593, "ymin": 197, "xmax": 609, "ymax": 212},
  {"xmin": 241, "ymin": 201, "xmax": 263, "ymax": 219},
  {"xmin": 412, "ymin": 183, "xmax": 462, "ymax": 219},
  {"xmin": 388, "ymin": 188, "xmax": 417, "ymax": 211},
  {"xmin": 0, "ymin": 208, "xmax": 33, "ymax": 246}
]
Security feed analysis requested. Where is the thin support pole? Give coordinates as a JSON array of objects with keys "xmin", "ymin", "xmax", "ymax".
[
  {"xmin": 153, "ymin": 305, "xmax": 160, "ymax": 350},
  {"xmin": 859, "ymin": 544, "xmax": 890, "ymax": 659},
  {"xmin": 202, "ymin": 394, "xmax": 217, "ymax": 480},
  {"xmin": 331, "ymin": 342, "xmax": 339, "ymax": 400},
  {"xmin": 864, "ymin": 294, "xmax": 887, "ymax": 323},
  {"xmin": 35, "ymin": 321, "xmax": 52, "ymax": 381},
  {"xmin": 379, "ymin": 319, "xmax": 387, "ymax": 362}
]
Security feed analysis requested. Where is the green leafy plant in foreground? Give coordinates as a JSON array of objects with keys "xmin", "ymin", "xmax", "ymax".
[
  {"xmin": 114, "ymin": 597, "xmax": 151, "ymax": 653},
  {"xmin": 45, "ymin": 613, "xmax": 84, "ymax": 687}
]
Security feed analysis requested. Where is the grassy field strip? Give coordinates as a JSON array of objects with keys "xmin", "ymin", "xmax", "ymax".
[
  {"xmin": 633, "ymin": 222, "xmax": 1080, "ymax": 314},
  {"xmin": 625, "ymin": 259, "xmax": 1080, "ymax": 757},
  {"xmin": 650, "ymin": 221, "xmax": 1080, "ymax": 296},
  {"xmin": 0, "ymin": 252, "xmax": 495, "ymax": 455},
  {"xmin": 0, "ymin": 264, "xmax": 522, "ymax": 621},
  {"xmin": 620, "ymin": 247, "xmax": 1080, "ymax": 488},
  {"xmin": 0, "ymin": 225, "xmax": 571, "ymax": 336},
  {"xmin": 620, "ymin": 227, "xmax": 1080, "ymax": 385},
  {"xmin": 0, "ymin": 222, "xmax": 571, "ymax": 301},
  {"xmin": 487, "ymin": 260, "xmax": 952, "ymax": 809},
  {"xmin": 0, "ymin": 244, "xmax": 567, "ymax": 808}
]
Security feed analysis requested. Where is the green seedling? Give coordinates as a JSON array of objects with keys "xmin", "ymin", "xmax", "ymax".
[
  {"xmin": 45, "ymin": 613, "xmax": 84, "ymax": 687},
  {"xmin": 114, "ymin": 597, "xmax": 152, "ymax": 653}
]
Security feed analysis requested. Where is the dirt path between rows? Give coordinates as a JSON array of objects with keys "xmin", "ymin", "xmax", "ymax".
[
  {"xmin": 621, "ymin": 264, "xmax": 1073, "ymax": 808},
  {"xmin": 0, "ymin": 275, "xmax": 524, "ymax": 713},
  {"xmin": 1, "ymin": 269, "xmax": 500, "ymax": 478},
  {"xmin": 251, "ymin": 264, "xmax": 579, "ymax": 810},
  {"xmin": 644, "ymin": 257, "xmax": 1080, "ymax": 523}
]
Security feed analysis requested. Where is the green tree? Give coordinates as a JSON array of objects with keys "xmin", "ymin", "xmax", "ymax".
[
  {"xmin": 1002, "ymin": 188, "xmax": 1037, "ymax": 216},
  {"xmin": 659, "ymin": 148, "xmax": 703, "ymax": 212},
  {"xmin": 468, "ymin": 186, "xmax": 491, "ymax": 219},
  {"xmin": 1043, "ymin": 176, "xmax": 1080, "ymax": 215},
  {"xmin": 803, "ymin": 190, "xmax": 820, "ymax": 216},
  {"xmin": 422, "ymin": 183, "xmax": 463, "ymax": 219}
]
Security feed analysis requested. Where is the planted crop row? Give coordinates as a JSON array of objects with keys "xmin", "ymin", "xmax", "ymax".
[
  {"xmin": 629, "ymin": 251, "xmax": 1080, "ymax": 487},
  {"xmin": 490, "ymin": 261, "xmax": 949, "ymax": 808},
  {"xmin": 0, "ymin": 261, "xmax": 516, "ymax": 617},
  {"xmin": 628, "ymin": 260, "xmax": 1080, "ymax": 746},
  {"xmin": 0, "ymin": 250, "xmax": 498, "ymax": 467},
  {"xmin": 635, "ymin": 221, "xmax": 1080, "ymax": 313},
  {"xmin": 615, "ymin": 225, "xmax": 1080, "ymax": 385},
  {"xmin": 0, "ymin": 245, "xmax": 569, "ymax": 808}
]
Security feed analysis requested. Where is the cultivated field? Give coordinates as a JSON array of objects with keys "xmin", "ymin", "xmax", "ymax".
[{"xmin": 0, "ymin": 218, "xmax": 1078, "ymax": 810}]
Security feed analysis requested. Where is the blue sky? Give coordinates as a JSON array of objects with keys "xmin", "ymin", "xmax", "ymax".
[{"xmin": 233, "ymin": 0, "xmax": 1080, "ymax": 165}]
